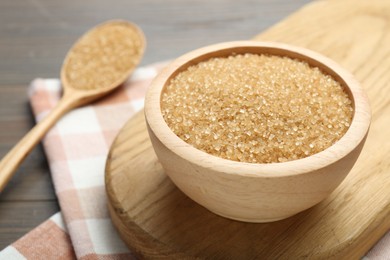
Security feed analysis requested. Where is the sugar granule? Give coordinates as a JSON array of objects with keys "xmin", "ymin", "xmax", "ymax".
[
  {"xmin": 65, "ymin": 22, "xmax": 143, "ymax": 90},
  {"xmin": 161, "ymin": 53, "xmax": 353, "ymax": 163}
]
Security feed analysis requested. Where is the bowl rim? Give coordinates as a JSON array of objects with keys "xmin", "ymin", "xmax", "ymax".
[{"xmin": 144, "ymin": 41, "xmax": 371, "ymax": 178}]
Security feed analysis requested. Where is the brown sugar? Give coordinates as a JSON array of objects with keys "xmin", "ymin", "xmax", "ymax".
[
  {"xmin": 64, "ymin": 22, "xmax": 143, "ymax": 90},
  {"xmin": 161, "ymin": 53, "xmax": 353, "ymax": 163}
]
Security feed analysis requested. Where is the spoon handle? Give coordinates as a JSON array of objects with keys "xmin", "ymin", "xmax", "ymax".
[{"xmin": 0, "ymin": 94, "xmax": 77, "ymax": 192}]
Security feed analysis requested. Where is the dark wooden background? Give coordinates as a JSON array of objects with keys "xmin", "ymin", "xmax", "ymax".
[{"xmin": 0, "ymin": 0, "xmax": 311, "ymax": 250}]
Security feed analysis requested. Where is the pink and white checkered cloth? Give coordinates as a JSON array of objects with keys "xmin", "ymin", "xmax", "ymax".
[{"xmin": 0, "ymin": 62, "xmax": 389, "ymax": 259}]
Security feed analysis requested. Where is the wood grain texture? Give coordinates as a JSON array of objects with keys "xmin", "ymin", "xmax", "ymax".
[
  {"xmin": 0, "ymin": 0, "xmax": 311, "ymax": 249},
  {"xmin": 106, "ymin": 0, "xmax": 390, "ymax": 258}
]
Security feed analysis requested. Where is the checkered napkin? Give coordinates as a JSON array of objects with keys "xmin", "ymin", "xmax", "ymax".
[
  {"xmin": 0, "ymin": 62, "xmax": 389, "ymax": 259},
  {"xmin": 0, "ymin": 63, "xmax": 165, "ymax": 259}
]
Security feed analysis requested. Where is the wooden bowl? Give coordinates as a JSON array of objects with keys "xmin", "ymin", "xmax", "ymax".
[{"xmin": 144, "ymin": 41, "xmax": 371, "ymax": 223}]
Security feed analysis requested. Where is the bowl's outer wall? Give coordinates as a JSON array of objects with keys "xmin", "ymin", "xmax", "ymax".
[{"xmin": 146, "ymin": 121, "xmax": 367, "ymax": 223}]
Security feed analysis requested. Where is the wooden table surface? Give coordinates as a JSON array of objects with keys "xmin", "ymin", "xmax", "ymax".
[{"xmin": 0, "ymin": 0, "xmax": 311, "ymax": 250}]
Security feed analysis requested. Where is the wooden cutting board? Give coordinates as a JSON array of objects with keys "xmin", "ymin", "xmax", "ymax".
[{"xmin": 105, "ymin": 0, "xmax": 390, "ymax": 259}]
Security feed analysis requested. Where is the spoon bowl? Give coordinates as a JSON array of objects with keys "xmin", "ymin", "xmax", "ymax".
[
  {"xmin": 61, "ymin": 20, "xmax": 145, "ymax": 105},
  {"xmin": 0, "ymin": 20, "xmax": 145, "ymax": 192}
]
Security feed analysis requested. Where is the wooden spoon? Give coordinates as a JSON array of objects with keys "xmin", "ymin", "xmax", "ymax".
[{"xmin": 0, "ymin": 20, "xmax": 145, "ymax": 192}]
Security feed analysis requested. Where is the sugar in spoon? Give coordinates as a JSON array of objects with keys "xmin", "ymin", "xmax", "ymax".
[{"xmin": 0, "ymin": 20, "xmax": 145, "ymax": 191}]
